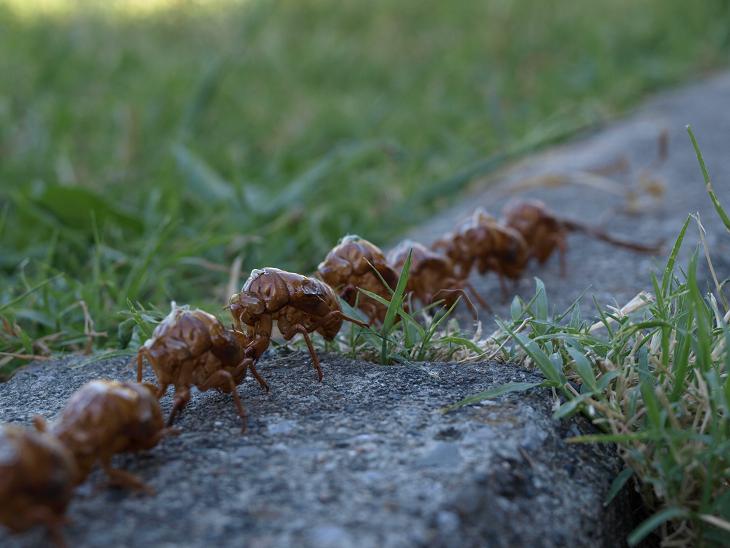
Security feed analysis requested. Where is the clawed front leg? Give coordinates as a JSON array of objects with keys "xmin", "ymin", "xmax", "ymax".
[
  {"xmin": 236, "ymin": 316, "xmax": 274, "ymax": 393},
  {"xmin": 286, "ymin": 325, "xmax": 322, "ymax": 382},
  {"xmin": 238, "ymin": 353, "xmax": 270, "ymax": 393},
  {"xmin": 290, "ymin": 310, "xmax": 369, "ymax": 382},
  {"xmin": 248, "ymin": 361, "xmax": 270, "ymax": 393},
  {"xmin": 166, "ymin": 387, "xmax": 191, "ymax": 427}
]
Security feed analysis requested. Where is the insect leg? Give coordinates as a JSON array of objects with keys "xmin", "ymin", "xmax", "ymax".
[
  {"xmin": 433, "ymin": 288, "xmax": 478, "ymax": 319},
  {"xmin": 245, "ymin": 360, "xmax": 270, "ymax": 393},
  {"xmin": 355, "ymin": 300, "xmax": 379, "ymax": 325},
  {"xmin": 152, "ymin": 426, "xmax": 181, "ymax": 442},
  {"xmin": 291, "ymin": 326, "xmax": 323, "ymax": 382},
  {"xmin": 309, "ymin": 309, "xmax": 370, "ymax": 336},
  {"xmin": 167, "ymin": 387, "xmax": 191, "ymax": 426},
  {"xmin": 198, "ymin": 370, "xmax": 247, "ymax": 432},
  {"xmin": 155, "ymin": 383, "xmax": 170, "ymax": 399},
  {"xmin": 136, "ymin": 348, "xmax": 146, "ymax": 382},
  {"xmin": 463, "ymin": 281, "xmax": 491, "ymax": 312},
  {"xmin": 431, "ymin": 237, "xmax": 448, "ymax": 251},
  {"xmin": 48, "ymin": 517, "xmax": 68, "ymax": 548},
  {"xmin": 100, "ymin": 457, "xmax": 154, "ymax": 495},
  {"xmin": 32, "ymin": 415, "xmax": 48, "ymax": 432},
  {"xmin": 137, "ymin": 348, "xmax": 162, "ymax": 388},
  {"xmin": 25, "ymin": 507, "xmax": 68, "ymax": 548},
  {"xmin": 329, "ymin": 311, "xmax": 369, "ymax": 329},
  {"xmin": 340, "ymin": 284, "xmax": 359, "ymax": 305},
  {"xmin": 245, "ymin": 316, "xmax": 273, "ymax": 363}
]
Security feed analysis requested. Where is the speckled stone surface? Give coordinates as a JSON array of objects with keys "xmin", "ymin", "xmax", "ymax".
[{"xmin": 0, "ymin": 354, "xmax": 638, "ymax": 547}]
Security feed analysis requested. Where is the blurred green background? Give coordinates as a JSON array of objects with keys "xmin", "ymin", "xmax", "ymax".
[{"xmin": 1, "ymin": 0, "xmax": 729, "ymax": 374}]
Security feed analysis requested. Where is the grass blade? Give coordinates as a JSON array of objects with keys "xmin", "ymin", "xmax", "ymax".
[
  {"xmin": 553, "ymin": 392, "xmax": 593, "ymax": 420},
  {"xmin": 534, "ymin": 277, "xmax": 548, "ymax": 321},
  {"xmin": 172, "ymin": 143, "xmax": 236, "ymax": 202},
  {"xmin": 496, "ymin": 317, "xmax": 564, "ymax": 386},
  {"xmin": 0, "ymin": 275, "xmax": 63, "ymax": 313},
  {"xmin": 687, "ymin": 125, "xmax": 730, "ymax": 232},
  {"xmin": 566, "ymin": 345, "xmax": 598, "ymax": 391},
  {"xmin": 441, "ymin": 381, "xmax": 544, "ymax": 413},
  {"xmin": 379, "ymin": 249, "xmax": 412, "ymax": 363},
  {"xmin": 604, "ymin": 468, "xmax": 634, "ymax": 507},
  {"xmin": 436, "ymin": 335, "xmax": 484, "ymax": 355},
  {"xmin": 358, "ymin": 287, "xmax": 425, "ymax": 338},
  {"xmin": 661, "ymin": 216, "xmax": 690, "ymax": 296},
  {"xmin": 628, "ymin": 507, "xmax": 689, "ymax": 546}
]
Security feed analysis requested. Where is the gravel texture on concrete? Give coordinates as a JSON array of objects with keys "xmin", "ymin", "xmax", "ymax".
[
  {"xmin": 5, "ymin": 72, "xmax": 730, "ymax": 547},
  {"xmin": 404, "ymin": 71, "xmax": 730, "ymax": 322},
  {"xmin": 0, "ymin": 353, "xmax": 638, "ymax": 548}
]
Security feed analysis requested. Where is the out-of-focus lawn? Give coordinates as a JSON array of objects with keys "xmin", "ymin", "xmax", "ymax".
[{"xmin": 1, "ymin": 0, "xmax": 729, "ymax": 373}]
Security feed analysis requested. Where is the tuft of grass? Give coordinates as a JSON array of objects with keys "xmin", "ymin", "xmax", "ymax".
[{"xmin": 332, "ymin": 247, "xmax": 486, "ymax": 366}]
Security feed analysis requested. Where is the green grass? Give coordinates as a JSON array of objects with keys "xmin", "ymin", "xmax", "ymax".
[
  {"xmin": 344, "ymin": 250, "xmax": 485, "ymax": 365},
  {"xmin": 1, "ymin": 3, "xmax": 727, "ymax": 539},
  {"xmin": 2, "ymin": 0, "xmax": 730, "ymax": 376},
  {"xmin": 445, "ymin": 128, "xmax": 730, "ymax": 545}
]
